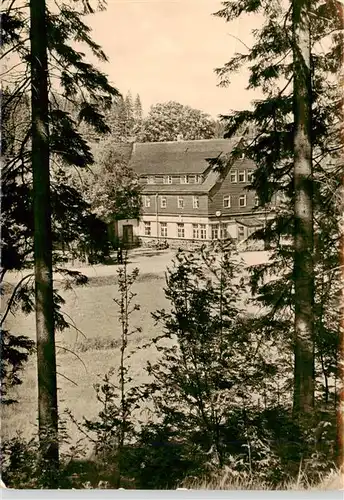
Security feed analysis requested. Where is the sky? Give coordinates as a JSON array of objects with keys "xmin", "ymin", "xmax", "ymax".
[{"xmin": 87, "ymin": 0, "xmax": 263, "ymax": 118}]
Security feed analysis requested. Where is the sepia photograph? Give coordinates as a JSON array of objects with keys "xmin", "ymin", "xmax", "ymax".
[{"xmin": 1, "ymin": 0, "xmax": 344, "ymax": 491}]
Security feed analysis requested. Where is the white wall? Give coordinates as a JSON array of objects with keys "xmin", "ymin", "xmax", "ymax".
[
  {"xmin": 227, "ymin": 223, "xmax": 237, "ymax": 238},
  {"xmin": 138, "ymin": 215, "xmax": 249, "ymax": 241},
  {"xmin": 138, "ymin": 215, "xmax": 270, "ymax": 242},
  {"xmin": 139, "ymin": 215, "xmax": 211, "ymax": 240}
]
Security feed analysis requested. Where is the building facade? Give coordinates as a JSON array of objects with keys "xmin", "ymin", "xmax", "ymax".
[{"xmin": 116, "ymin": 138, "xmax": 275, "ymax": 247}]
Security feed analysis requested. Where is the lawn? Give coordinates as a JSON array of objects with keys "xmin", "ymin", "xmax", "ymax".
[{"xmin": 2, "ymin": 248, "xmax": 271, "ymax": 449}]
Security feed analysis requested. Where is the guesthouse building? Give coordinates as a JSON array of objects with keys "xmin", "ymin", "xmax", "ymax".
[{"xmin": 114, "ymin": 138, "xmax": 276, "ymax": 247}]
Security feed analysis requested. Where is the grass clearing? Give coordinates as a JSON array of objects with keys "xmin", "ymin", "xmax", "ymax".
[
  {"xmin": 2, "ymin": 275, "xmax": 169, "ymax": 445},
  {"xmin": 5, "ymin": 275, "xmax": 168, "ymax": 345},
  {"xmin": 2, "ymin": 249, "xmax": 271, "ymax": 450}
]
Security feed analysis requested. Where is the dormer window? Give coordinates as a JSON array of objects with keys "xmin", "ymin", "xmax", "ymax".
[{"xmin": 163, "ymin": 175, "xmax": 173, "ymax": 184}]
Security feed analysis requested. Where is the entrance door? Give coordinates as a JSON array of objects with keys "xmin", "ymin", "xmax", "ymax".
[{"xmin": 122, "ymin": 225, "xmax": 134, "ymax": 247}]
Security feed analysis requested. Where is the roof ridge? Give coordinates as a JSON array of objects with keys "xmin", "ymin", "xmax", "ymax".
[{"xmin": 128, "ymin": 137, "xmax": 244, "ymax": 176}]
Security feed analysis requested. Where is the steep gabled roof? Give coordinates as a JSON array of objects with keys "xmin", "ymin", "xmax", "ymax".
[{"xmin": 129, "ymin": 138, "xmax": 240, "ymax": 175}]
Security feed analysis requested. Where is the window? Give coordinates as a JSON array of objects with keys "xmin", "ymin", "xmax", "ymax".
[
  {"xmin": 200, "ymin": 224, "xmax": 207, "ymax": 240},
  {"xmin": 144, "ymin": 221, "xmax": 151, "ymax": 236},
  {"xmin": 239, "ymin": 194, "xmax": 247, "ymax": 207},
  {"xmin": 247, "ymin": 170, "xmax": 254, "ymax": 183},
  {"xmin": 188, "ymin": 175, "xmax": 196, "ymax": 183},
  {"xmin": 212, "ymin": 225, "xmax": 219, "ymax": 240},
  {"xmin": 193, "ymin": 196, "xmax": 199, "ymax": 209},
  {"xmin": 180, "ymin": 175, "xmax": 188, "ymax": 184},
  {"xmin": 239, "ymin": 171, "xmax": 246, "ymax": 183},
  {"xmin": 144, "ymin": 196, "xmax": 151, "ymax": 208},
  {"xmin": 177, "ymin": 223, "xmax": 185, "ymax": 238},
  {"xmin": 160, "ymin": 222, "xmax": 167, "ymax": 238},
  {"xmin": 147, "ymin": 176, "xmax": 155, "ymax": 185},
  {"xmin": 223, "ymin": 195, "xmax": 231, "ymax": 208},
  {"xmin": 197, "ymin": 175, "xmax": 203, "ymax": 184},
  {"xmin": 178, "ymin": 196, "xmax": 184, "ymax": 209},
  {"xmin": 230, "ymin": 170, "xmax": 237, "ymax": 183},
  {"xmin": 193, "ymin": 224, "xmax": 207, "ymax": 240},
  {"xmin": 238, "ymin": 225, "xmax": 245, "ymax": 240},
  {"xmin": 161, "ymin": 197, "xmax": 167, "ymax": 208},
  {"xmin": 167, "ymin": 175, "xmax": 172, "ymax": 184},
  {"xmin": 255, "ymin": 195, "xmax": 259, "ymax": 207}
]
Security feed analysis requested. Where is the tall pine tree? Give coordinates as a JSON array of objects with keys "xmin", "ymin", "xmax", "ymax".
[
  {"xmin": 3, "ymin": 0, "xmax": 119, "ymax": 484},
  {"xmin": 214, "ymin": 0, "xmax": 343, "ymax": 453},
  {"xmin": 124, "ymin": 90, "xmax": 135, "ymax": 138},
  {"xmin": 30, "ymin": 0, "xmax": 59, "ymax": 477},
  {"xmin": 292, "ymin": 0, "xmax": 314, "ymax": 417},
  {"xmin": 134, "ymin": 93, "xmax": 143, "ymax": 122}
]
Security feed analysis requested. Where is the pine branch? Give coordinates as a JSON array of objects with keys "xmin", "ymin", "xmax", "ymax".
[{"xmin": 1, "ymin": 273, "xmax": 34, "ymax": 327}]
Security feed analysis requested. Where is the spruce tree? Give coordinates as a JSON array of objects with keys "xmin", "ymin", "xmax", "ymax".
[
  {"xmin": 3, "ymin": 0, "xmax": 119, "ymax": 483},
  {"xmin": 103, "ymin": 95, "xmax": 134, "ymax": 142},
  {"xmin": 30, "ymin": 0, "xmax": 59, "ymax": 477},
  {"xmin": 134, "ymin": 93, "xmax": 143, "ymax": 122},
  {"xmin": 292, "ymin": 0, "xmax": 314, "ymax": 417},
  {"xmin": 214, "ymin": 0, "xmax": 342, "ymax": 456},
  {"xmin": 124, "ymin": 91, "xmax": 135, "ymax": 138}
]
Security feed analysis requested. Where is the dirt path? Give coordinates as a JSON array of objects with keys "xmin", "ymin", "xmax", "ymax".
[
  {"xmin": 3, "ymin": 249, "xmax": 174, "ymax": 285},
  {"xmin": 4, "ymin": 249, "xmax": 271, "ymax": 285}
]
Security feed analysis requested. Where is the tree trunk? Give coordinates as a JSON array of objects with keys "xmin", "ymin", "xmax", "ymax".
[
  {"xmin": 336, "ymin": 0, "xmax": 344, "ymax": 475},
  {"xmin": 292, "ymin": 0, "xmax": 314, "ymax": 417},
  {"xmin": 30, "ymin": 0, "xmax": 59, "ymax": 481}
]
